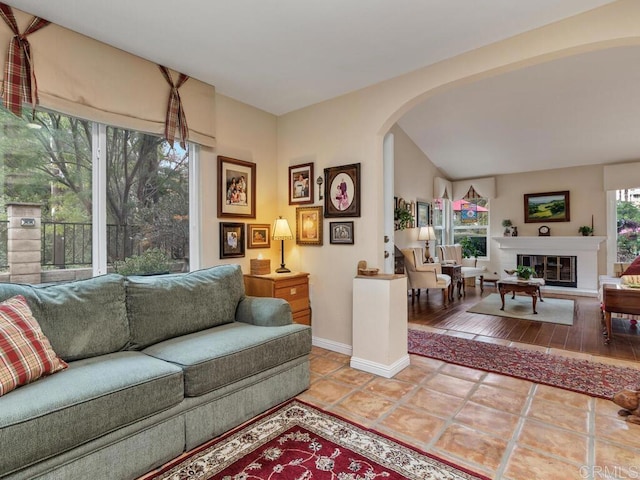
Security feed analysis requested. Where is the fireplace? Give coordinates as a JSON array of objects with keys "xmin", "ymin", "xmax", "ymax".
[
  {"xmin": 492, "ymin": 236, "xmax": 605, "ymax": 296},
  {"xmin": 517, "ymin": 254, "xmax": 577, "ymax": 287}
]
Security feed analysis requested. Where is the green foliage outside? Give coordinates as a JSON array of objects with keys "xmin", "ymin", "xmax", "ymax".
[
  {"xmin": 617, "ymin": 199, "xmax": 640, "ymax": 262},
  {"xmin": 459, "ymin": 236, "xmax": 480, "ymax": 258},
  {"xmin": 112, "ymin": 248, "xmax": 172, "ymax": 275}
]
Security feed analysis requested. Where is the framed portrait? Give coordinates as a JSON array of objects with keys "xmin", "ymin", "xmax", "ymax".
[
  {"xmin": 296, "ymin": 206, "xmax": 323, "ymax": 245},
  {"xmin": 416, "ymin": 201, "xmax": 430, "ymax": 227},
  {"xmin": 288, "ymin": 163, "xmax": 314, "ymax": 205},
  {"xmin": 217, "ymin": 156, "xmax": 256, "ymax": 218},
  {"xmin": 219, "ymin": 222, "xmax": 245, "ymax": 258},
  {"xmin": 324, "ymin": 163, "xmax": 361, "ymax": 217},
  {"xmin": 524, "ymin": 190, "xmax": 570, "ymax": 223},
  {"xmin": 329, "ymin": 221, "xmax": 354, "ymax": 245},
  {"xmin": 247, "ymin": 224, "xmax": 271, "ymax": 249}
]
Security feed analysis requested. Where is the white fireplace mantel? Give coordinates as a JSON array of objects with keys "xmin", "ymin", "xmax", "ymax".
[
  {"xmin": 492, "ymin": 236, "xmax": 606, "ymax": 252},
  {"xmin": 491, "ymin": 236, "xmax": 606, "ymax": 295}
]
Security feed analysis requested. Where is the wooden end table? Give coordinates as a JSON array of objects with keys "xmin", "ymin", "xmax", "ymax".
[
  {"xmin": 497, "ymin": 279, "xmax": 544, "ymax": 314},
  {"xmin": 602, "ymin": 284, "xmax": 640, "ymax": 343},
  {"xmin": 441, "ymin": 264, "xmax": 463, "ymax": 300}
]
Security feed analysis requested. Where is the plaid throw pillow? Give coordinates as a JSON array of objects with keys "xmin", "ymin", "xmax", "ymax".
[
  {"xmin": 622, "ymin": 256, "xmax": 640, "ymax": 276},
  {"xmin": 0, "ymin": 295, "xmax": 67, "ymax": 396}
]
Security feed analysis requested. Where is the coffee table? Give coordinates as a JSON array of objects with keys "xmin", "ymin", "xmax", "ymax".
[{"xmin": 497, "ymin": 278, "xmax": 545, "ymax": 314}]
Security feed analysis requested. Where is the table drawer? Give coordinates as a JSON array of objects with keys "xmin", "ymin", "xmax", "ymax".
[
  {"xmin": 292, "ymin": 309, "xmax": 311, "ymax": 325},
  {"xmin": 275, "ymin": 282, "xmax": 309, "ymax": 303}
]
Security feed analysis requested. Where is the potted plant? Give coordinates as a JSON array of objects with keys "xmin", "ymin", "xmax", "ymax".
[
  {"xmin": 515, "ymin": 265, "xmax": 535, "ymax": 281},
  {"xmin": 501, "ymin": 219, "xmax": 513, "ymax": 236},
  {"xmin": 394, "ymin": 207, "xmax": 414, "ymax": 230},
  {"xmin": 578, "ymin": 225, "xmax": 593, "ymax": 236}
]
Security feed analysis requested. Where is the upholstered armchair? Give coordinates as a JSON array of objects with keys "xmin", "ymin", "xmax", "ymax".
[
  {"xmin": 437, "ymin": 244, "xmax": 488, "ymax": 290},
  {"xmin": 401, "ymin": 248, "xmax": 451, "ymax": 304}
]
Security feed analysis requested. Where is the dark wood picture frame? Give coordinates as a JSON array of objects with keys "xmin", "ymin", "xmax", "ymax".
[
  {"xmin": 288, "ymin": 163, "xmax": 314, "ymax": 205},
  {"xmin": 219, "ymin": 222, "xmax": 245, "ymax": 258},
  {"xmin": 217, "ymin": 156, "xmax": 256, "ymax": 218},
  {"xmin": 329, "ymin": 221, "xmax": 354, "ymax": 244},
  {"xmin": 247, "ymin": 224, "xmax": 271, "ymax": 249},
  {"xmin": 324, "ymin": 163, "xmax": 361, "ymax": 217},
  {"xmin": 296, "ymin": 206, "xmax": 323, "ymax": 245},
  {"xmin": 524, "ymin": 190, "xmax": 570, "ymax": 223},
  {"xmin": 416, "ymin": 201, "xmax": 431, "ymax": 227}
]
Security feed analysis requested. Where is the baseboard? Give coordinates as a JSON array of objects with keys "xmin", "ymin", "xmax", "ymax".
[
  {"xmin": 349, "ymin": 355, "xmax": 410, "ymax": 379},
  {"xmin": 312, "ymin": 336, "xmax": 352, "ymax": 356}
]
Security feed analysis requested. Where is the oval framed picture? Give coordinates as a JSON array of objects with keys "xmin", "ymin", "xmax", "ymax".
[{"xmin": 323, "ymin": 163, "xmax": 361, "ymax": 217}]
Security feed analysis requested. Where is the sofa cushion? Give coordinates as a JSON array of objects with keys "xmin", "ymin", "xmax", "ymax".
[
  {"xmin": 0, "ymin": 351, "xmax": 183, "ymax": 477},
  {"xmin": 0, "ymin": 295, "xmax": 67, "ymax": 396},
  {"xmin": 0, "ymin": 274, "xmax": 129, "ymax": 362},
  {"xmin": 126, "ymin": 265, "xmax": 245, "ymax": 349},
  {"xmin": 142, "ymin": 321, "xmax": 312, "ymax": 397}
]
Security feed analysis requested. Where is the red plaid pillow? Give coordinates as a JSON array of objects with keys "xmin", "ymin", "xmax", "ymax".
[{"xmin": 0, "ymin": 295, "xmax": 67, "ymax": 396}]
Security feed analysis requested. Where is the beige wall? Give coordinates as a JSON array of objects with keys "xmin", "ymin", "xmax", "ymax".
[
  {"xmin": 200, "ymin": 94, "xmax": 279, "ymax": 270},
  {"xmin": 277, "ymin": 0, "xmax": 640, "ymax": 350}
]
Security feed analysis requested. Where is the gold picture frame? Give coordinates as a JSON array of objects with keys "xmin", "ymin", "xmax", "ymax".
[{"xmin": 296, "ymin": 206, "xmax": 323, "ymax": 245}]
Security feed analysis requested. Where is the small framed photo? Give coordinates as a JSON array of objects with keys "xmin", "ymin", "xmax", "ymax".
[
  {"xmin": 247, "ymin": 224, "xmax": 271, "ymax": 249},
  {"xmin": 220, "ymin": 222, "xmax": 245, "ymax": 258},
  {"xmin": 524, "ymin": 190, "xmax": 570, "ymax": 223},
  {"xmin": 217, "ymin": 156, "xmax": 256, "ymax": 218},
  {"xmin": 289, "ymin": 163, "xmax": 314, "ymax": 205},
  {"xmin": 416, "ymin": 201, "xmax": 430, "ymax": 227},
  {"xmin": 329, "ymin": 221, "xmax": 354, "ymax": 245},
  {"xmin": 296, "ymin": 206, "xmax": 323, "ymax": 246},
  {"xmin": 324, "ymin": 163, "xmax": 361, "ymax": 217}
]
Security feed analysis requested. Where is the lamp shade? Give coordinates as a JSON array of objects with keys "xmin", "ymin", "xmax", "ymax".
[
  {"xmin": 272, "ymin": 217, "xmax": 293, "ymax": 240},
  {"xmin": 417, "ymin": 226, "xmax": 436, "ymax": 241}
]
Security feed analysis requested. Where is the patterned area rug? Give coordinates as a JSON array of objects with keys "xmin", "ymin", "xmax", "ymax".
[
  {"xmin": 408, "ymin": 329, "xmax": 640, "ymax": 399},
  {"xmin": 147, "ymin": 400, "xmax": 488, "ymax": 480},
  {"xmin": 467, "ymin": 293, "xmax": 574, "ymax": 325}
]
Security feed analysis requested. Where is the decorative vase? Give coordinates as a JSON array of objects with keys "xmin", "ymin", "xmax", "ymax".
[
  {"xmin": 503, "ymin": 228, "xmax": 511, "ymax": 237},
  {"xmin": 512, "ymin": 226, "xmax": 518, "ymax": 237}
]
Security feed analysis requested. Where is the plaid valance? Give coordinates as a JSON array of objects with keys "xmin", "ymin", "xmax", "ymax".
[
  {"xmin": 159, "ymin": 65, "xmax": 189, "ymax": 149},
  {"xmin": 0, "ymin": 3, "xmax": 49, "ymax": 117}
]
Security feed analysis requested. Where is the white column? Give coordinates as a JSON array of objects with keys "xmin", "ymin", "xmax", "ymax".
[{"xmin": 351, "ymin": 274, "xmax": 409, "ymax": 378}]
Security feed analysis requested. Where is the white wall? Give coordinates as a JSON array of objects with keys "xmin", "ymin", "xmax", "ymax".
[{"xmin": 275, "ymin": 1, "xmax": 640, "ymax": 350}]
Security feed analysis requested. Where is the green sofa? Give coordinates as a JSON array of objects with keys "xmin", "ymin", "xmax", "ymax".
[{"xmin": 0, "ymin": 264, "xmax": 311, "ymax": 480}]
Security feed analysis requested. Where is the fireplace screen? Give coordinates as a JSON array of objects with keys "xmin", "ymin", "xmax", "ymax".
[{"xmin": 517, "ymin": 254, "xmax": 577, "ymax": 287}]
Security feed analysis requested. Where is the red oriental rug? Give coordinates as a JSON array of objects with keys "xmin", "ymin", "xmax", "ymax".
[
  {"xmin": 408, "ymin": 329, "xmax": 640, "ymax": 399},
  {"xmin": 146, "ymin": 400, "xmax": 488, "ymax": 480}
]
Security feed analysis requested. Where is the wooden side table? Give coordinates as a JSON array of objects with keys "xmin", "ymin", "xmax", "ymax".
[
  {"xmin": 243, "ymin": 272, "xmax": 311, "ymax": 325},
  {"xmin": 441, "ymin": 264, "xmax": 463, "ymax": 300},
  {"xmin": 602, "ymin": 284, "xmax": 640, "ymax": 343}
]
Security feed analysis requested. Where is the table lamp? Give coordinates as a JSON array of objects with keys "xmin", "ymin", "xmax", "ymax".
[
  {"xmin": 417, "ymin": 226, "xmax": 436, "ymax": 263},
  {"xmin": 272, "ymin": 216, "xmax": 293, "ymax": 273}
]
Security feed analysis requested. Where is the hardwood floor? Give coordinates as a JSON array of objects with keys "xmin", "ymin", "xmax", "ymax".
[{"xmin": 407, "ymin": 284, "xmax": 640, "ymax": 361}]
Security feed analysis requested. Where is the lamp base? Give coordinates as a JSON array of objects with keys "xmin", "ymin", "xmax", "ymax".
[{"xmin": 275, "ymin": 266, "xmax": 291, "ymax": 273}]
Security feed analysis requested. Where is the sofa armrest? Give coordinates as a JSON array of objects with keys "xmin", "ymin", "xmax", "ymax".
[{"xmin": 236, "ymin": 296, "xmax": 293, "ymax": 326}]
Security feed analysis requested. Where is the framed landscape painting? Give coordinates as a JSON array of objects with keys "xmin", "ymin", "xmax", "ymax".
[{"xmin": 524, "ymin": 191, "xmax": 570, "ymax": 223}]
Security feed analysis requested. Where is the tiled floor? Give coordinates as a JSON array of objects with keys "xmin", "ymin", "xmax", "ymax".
[{"xmin": 297, "ymin": 328, "xmax": 640, "ymax": 480}]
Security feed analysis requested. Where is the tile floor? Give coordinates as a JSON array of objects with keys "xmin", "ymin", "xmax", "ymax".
[{"xmin": 297, "ymin": 326, "xmax": 640, "ymax": 480}]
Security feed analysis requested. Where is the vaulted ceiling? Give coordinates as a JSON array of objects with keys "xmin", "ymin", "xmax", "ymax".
[{"xmin": 9, "ymin": 0, "xmax": 635, "ymax": 179}]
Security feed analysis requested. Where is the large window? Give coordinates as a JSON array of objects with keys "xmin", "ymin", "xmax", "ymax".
[
  {"xmin": 0, "ymin": 106, "xmax": 195, "ymax": 283},
  {"xmin": 616, "ymin": 188, "xmax": 640, "ymax": 262},
  {"xmin": 451, "ymin": 192, "xmax": 489, "ymax": 258}
]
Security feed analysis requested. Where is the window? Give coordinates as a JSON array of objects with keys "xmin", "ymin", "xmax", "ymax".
[
  {"xmin": 451, "ymin": 190, "xmax": 489, "ymax": 257},
  {"xmin": 616, "ymin": 188, "xmax": 640, "ymax": 262},
  {"xmin": 0, "ymin": 106, "xmax": 196, "ymax": 283}
]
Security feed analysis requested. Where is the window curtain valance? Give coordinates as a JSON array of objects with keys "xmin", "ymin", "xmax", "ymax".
[
  {"xmin": 433, "ymin": 177, "xmax": 452, "ymax": 199},
  {"xmin": 452, "ymin": 177, "xmax": 495, "ymax": 200},
  {"xmin": 603, "ymin": 161, "xmax": 640, "ymax": 191},
  {"xmin": 0, "ymin": 7, "xmax": 215, "ymax": 147}
]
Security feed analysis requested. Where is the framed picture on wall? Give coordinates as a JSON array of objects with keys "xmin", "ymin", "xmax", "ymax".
[
  {"xmin": 416, "ymin": 201, "xmax": 430, "ymax": 227},
  {"xmin": 296, "ymin": 206, "xmax": 323, "ymax": 245},
  {"xmin": 247, "ymin": 224, "xmax": 271, "ymax": 249},
  {"xmin": 329, "ymin": 221, "xmax": 354, "ymax": 244},
  {"xmin": 219, "ymin": 222, "xmax": 245, "ymax": 258},
  {"xmin": 217, "ymin": 156, "xmax": 256, "ymax": 218},
  {"xmin": 288, "ymin": 163, "xmax": 314, "ymax": 205},
  {"xmin": 324, "ymin": 163, "xmax": 361, "ymax": 217},
  {"xmin": 524, "ymin": 190, "xmax": 570, "ymax": 223}
]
